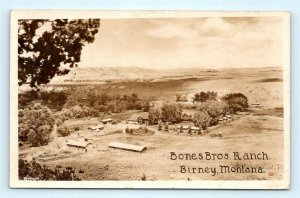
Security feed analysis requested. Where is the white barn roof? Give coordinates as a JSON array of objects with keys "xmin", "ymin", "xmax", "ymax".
[{"xmin": 66, "ymin": 139, "xmax": 91, "ymax": 148}]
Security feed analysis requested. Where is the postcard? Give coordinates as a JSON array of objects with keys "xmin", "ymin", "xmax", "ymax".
[{"xmin": 10, "ymin": 10, "xmax": 290, "ymax": 189}]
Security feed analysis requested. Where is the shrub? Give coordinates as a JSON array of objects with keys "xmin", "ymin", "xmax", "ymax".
[
  {"xmin": 18, "ymin": 90, "xmax": 39, "ymax": 108},
  {"xmin": 158, "ymin": 122, "xmax": 163, "ymax": 131},
  {"xmin": 19, "ymin": 159, "xmax": 80, "ymax": 180},
  {"xmin": 125, "ymin": 127, "xmax": 130, "ymax": 134},
  {"xmin": 57, "ymin": 124, "xmax": 71, "ymax": 137},
  {"xmin": 164, "ymin": 124, "xmax": 169, "ymax": 131},
  {"xmin": 55, "ymin": 118, "xmax": 63, "ymax": 127}
]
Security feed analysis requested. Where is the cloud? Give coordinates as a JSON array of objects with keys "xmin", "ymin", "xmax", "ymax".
[{"xmin": 79, "ymin": 17, "xmax": 283, "ymax": 69}]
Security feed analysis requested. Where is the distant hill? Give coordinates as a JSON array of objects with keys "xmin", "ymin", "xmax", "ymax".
[{"xmin": 50, "ymin": 66, "xmax": 282, "ymax": 84}]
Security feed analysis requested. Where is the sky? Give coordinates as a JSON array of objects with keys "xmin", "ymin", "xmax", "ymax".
[{"xmin": 79, "ymin": 17, "xmax": 283, "ymax": 69}]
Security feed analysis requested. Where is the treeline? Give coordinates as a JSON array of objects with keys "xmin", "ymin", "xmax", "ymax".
[
  {"xmin": 19, "ymin": 159, "xmax": 81, "ymax": 180},
  {"xmin": 18, "ymin": 90, "xmax": 68, "ymax": 110},
  {"xmin": 149, "ymin": 92, "xmax": 248, "ymax": 130},
  {"xmin": 19, "ymin": 90, "xmax": 151, "ymax": 114},
  {"xmin": 193, "ymin": 92, "xmax": 248, "ymax": 129},
  {"xmin": 72, "ymin": 92, "xmax": 151, "ymax": 113}
]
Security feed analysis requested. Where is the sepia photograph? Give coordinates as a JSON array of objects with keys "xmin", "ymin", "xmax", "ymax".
[{"xmin": 10, "ymin": 10, "xmax": 290, "ymax": 189}]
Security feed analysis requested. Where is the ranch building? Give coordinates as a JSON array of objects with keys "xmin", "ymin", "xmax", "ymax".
[
  {"xmin": 66, "ymin": 139, "xmax": 93, "ymax": 152},
  {"xmin": 101, "ymin": 118, "xmax": 113, "ymax": 124},
  {"xmin": 88, "ymin": 124, "xmax": 104, "ymax": 132},
  {"xmin": 127, "ymin": 112, "xmax": 149, "ymax": 125}
]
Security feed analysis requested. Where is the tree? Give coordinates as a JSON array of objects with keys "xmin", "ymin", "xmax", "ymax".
[
  {"xmin": 57, "ymin": 124, "xmax": 71, "ymax": 137},
  {"xmin": 161, "ymin": 101, "xmax": 182, "ymax": 122},
  {"xmin": 131, "ymin": 93, "xmax": 138, "ymax": 103},
  {"xmin": 141, "ymin": 100, "xmax": 150, "ymax": 112},
  {"xmin": 193, "ymin": 110, "xmax": 211, "ymax": 130},
  {"xmin": 18, "ymin": 103, "xmax": 55, "ymax": 146},
  {"xmin": 148, "ymin": 107, "xmax": 161, "ymax": 124},
  {"xmin": 70, "ymin": 105, "xmax": 83, "ymax": 118},
  {"xmin": 196, "ymin": 100, "xmax": 228, "ymax": 125},
  {"xmin": 18, "ymin": 19, "xmax": 100, "ymax": 88},
  {"xmin": 193, "ymin": 91, "xmax": 217, "ymax": 103},
  {"xmin": 175, "ymin": 94, "xmax": 187, "ymax": 102},
  {"xmin": 158, "ymin": 122, "xmax": 163, "ymax": 131},
  {"xmin": 222, "ymin": 93, "xmax": 248, "ymax": 113}
]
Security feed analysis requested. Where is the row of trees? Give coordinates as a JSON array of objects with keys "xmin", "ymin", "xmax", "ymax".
[
  {"xmin": 193, "ymin": 93, "xmax": 248, "ymax": 129},
  {"xmin": 148, "ymin": 92, "xmax": 248, "ymax": 130},
  {"xmin": 18, "ymin": 89, "xmax": 151, "ymax": 115},
  {"xmin": 19, "ymin": 90, "xmax": 68, "ymax": 110},
  {"xmin": 67, "ymin": 92, "xmax": 151, "ymax": 113}
]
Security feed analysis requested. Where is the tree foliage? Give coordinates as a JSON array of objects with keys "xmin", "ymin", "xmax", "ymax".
[
  {"xmin": 161, "ymin": 101, "xmax": 182, "ymax": 122},
  {"xmin": 193, "ymin": 91, "xmax": 218, "ymax": 103},
  {"xmin": 196, "ymin": 100, "xmax": 228, "ymax": 125},
  {"xmin": 222, "ymin": 93, "xmax": 248, "ymax": 113},
  {"xmin": 19, "ymin": 159, "xmax": 81, "ymax": 180},
  {"xmin": 18, "ymin": 103, "xmax": 55, "ymax": 146},
  {"xmin": 18, "ymin": 19, "xmax": 100, "ymax": 88},
  {"xmin": 193, "ymin": 111, "xmax": 211, "ymax": 129},
  {"xmin": 148, "ymin": 107, "xmax": 161, "ymax": 124},
  {"xmin": 57, "ymin": 124, "xmax": 71, "ymax": 137}
]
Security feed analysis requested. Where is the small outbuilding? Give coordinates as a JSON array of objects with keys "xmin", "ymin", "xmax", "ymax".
[
  {"xmin": 88, "ymin": 124, "xmax": 104, "ymax": 132},
  {"xmin": 178, "ymin": 125, "xmax": 190, "ymax": 133},
  {"xmin": 101, "ymin": 118, "xmax": 113, "ymax": 124},
  {"xmin": 190, "ymin": 126, "xmax": 200, "ymax": 133},
  {"xmin": 127, "ymin": 112, "xmax": 149, "ymax": 125}
]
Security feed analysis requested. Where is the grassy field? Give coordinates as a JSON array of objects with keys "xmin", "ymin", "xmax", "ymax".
[{"xmin": 19, "ymin": 67, "xmax": 285, "ymax": 180}]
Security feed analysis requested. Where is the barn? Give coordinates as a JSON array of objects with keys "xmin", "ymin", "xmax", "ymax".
[
  {"xmin": 66, "ymin": 139, "xmax": 93, "ymax": 152},
  {"xmin": 88, "ymin": 124, "xmax": 104, "ymax": 132},
  {"xmin": 127, "ymin": 112, "xmax": 149, "ymax": 125}
]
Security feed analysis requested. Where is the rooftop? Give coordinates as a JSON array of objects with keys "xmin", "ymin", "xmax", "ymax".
[
  {"xmin": 66, "ymin": 139, "xmax": 91, "ymax": 148},
  {"xmin": 102, "ymin": 118, "xmax": 112, "ymax": 122}
]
